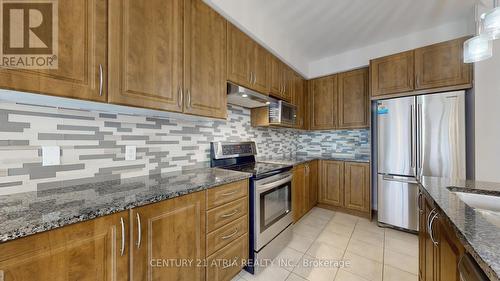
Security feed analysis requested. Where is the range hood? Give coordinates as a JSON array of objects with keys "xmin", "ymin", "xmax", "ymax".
[{"xmin": 227, "ymin": 82, "xmax": 270, "ymax": 108}]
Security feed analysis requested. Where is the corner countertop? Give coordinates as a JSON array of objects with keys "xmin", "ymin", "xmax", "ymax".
[
  {"xmin": 419, "ymin": 176, "xmax": 500, "ymax": 281},
  {"xmin": 0, "ymin": 168, "xmax": 251, "ymax": 244},
  {"xmin": 257, "ymin": 155, "xmax": 370, "ymax": 166}
]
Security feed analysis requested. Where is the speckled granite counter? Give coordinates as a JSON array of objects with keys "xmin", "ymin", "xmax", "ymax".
[
  {"xmin": 0, "ymin": 168, "xmax": 251, "ymax": 243},
  {"xmin": 257, "ymin": 155, "xmax": 370, "ymax": 166},
  {"xmin": 419, "ymin": 176, "xmax": 500, "ymax": 281}
]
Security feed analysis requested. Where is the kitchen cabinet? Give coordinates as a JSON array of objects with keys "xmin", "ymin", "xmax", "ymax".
[
  {"xmin": 370, "ymin": 50, "xmax": 415, "ymax": 97},
  {"xmin": 293, "ymin": 161, "xmax": 319, "ymax": 222},
  {"xmin": 108, "ymin": 0, "xmax": 184, "ymax": 112},
  {"xmin": 414, "ymin": 37, "xmax": 472, "ymax": 91},
  {"xmin": 309, "ymin": 75, "xmax": 338, "ymax": 130},
  {"xmin": 0, "ymin": 211, "xmax": 129, "ymax": 281},
  {"xmin": 338, "ymin": 68, "xmax": 369, "ymax": 129},
  {"xmin": 419, "ymin": 190, "xmax": 465, "ymax": 281},
  {"xmin": 318, "ymin": 160, "xmax": 371, "ymax": 218},
  {"xmin": 227, "ymin": 24, "xmax": 269, "ymax": 94},
  {"xmin": 130, "ymin": 191, "xmax": 206, "ymax": 281},
  {"xmin": 109, "ymin": 0, "xmax": 227, "ymax": 119},
  {"xmin": 343, "ymin": 162, "xmax": 370, "ymax": 213},
  {"xmin": 292, "ymin": 73, "xmax": 307, "ymax": 129},
  {"xmin": 269, "ymin": 57, "xmax": 294, "ymax": 102},
  {"xmin": 183, "ymin": 0, "xmax": 228, "ymax": 118},
  {"xmin": 319, "ymin": 160, "xmax": 344, "ymax": 207},
  {"xmin": 0, "ymin": 0, "xmax": 108, "ymax": 102}
]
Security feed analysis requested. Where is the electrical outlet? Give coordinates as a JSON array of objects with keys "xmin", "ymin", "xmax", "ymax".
[
  {"xmin": 125, "ymin": 145, "xmax": 136, "ymax": 161},
  {"xmin": 42, "ymin": 146, "xmax": 60, "ymax": 166}
]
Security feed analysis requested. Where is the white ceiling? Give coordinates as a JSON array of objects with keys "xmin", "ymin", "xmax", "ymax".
[{"xmin": 204, "ymin": 0, "xmax": 477, "ymax": 78}]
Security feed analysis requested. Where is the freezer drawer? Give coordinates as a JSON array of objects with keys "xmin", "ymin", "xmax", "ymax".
[{"xmin": 377, "ymin": 175, "xmax": 419, "ymax": 231}]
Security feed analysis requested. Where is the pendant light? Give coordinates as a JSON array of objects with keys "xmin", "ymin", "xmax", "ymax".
[
  {"xmin": 464, "ymin": 4, "xmax": 493, "ymax": 63},
  {"xmin": 484, "ymin": 0, "xmax": 500, "ymax": 39}
]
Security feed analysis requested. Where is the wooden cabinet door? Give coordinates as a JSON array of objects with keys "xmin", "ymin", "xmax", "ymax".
[
  {"xmin": 269, "ymin": 56, "xmax": 283, "ymax": 98},
  {"xmin": 308, "ymin": 160, "xmax": 319, "ymax": 210},
  {"xmin": 108, "ymin": 0, "xmax": 183, "ymax": 112},
  {"xmin": 251, "ymin": 44, "xmax": 270, "ymax": 94},
  {"xmin": 309, "ymin": 75, "xmax": 337, "ymax": 130},
  {"xmin": 292, "ymin": 164, "xmax": 307, "ymax": 222},
  {"xmin": 184, "ymin": 0, "xmax": 227, "ymax": 119},
  {"xmin": 338, "ymin": 68, "xmax": 369, "ymax": 129},
  {"xmin": 292, "ymin": 73, "xmax": 307, "ymax": 129},
  {"xmin": 435, "ymin": 216, "xmax": 464, "ymax": 281},
  {"xmin": 130, "ymin": 191, "xmax": 205, "ymax": 281},
  {"xmin": 418, "ymin": 191, "xmax": 427, "ymax": 281},
  {"xmin": 423, "ymin": 195, "xmax": 436, "ymax": 281},
  {"xmin": 282, "ymin": 66, "xmax": 294, "ymax": 102},
  {"xmin": 414, "ymin": 37, "xmax": 472, "ymax": 90},
  {"xmin": 227, "ymin": 23, "xmax": 252, "ymax": 88},
  {"xmin": 343, "ymin": 162, "xmax": 370, "ymax": 213},
  {"xmin": 319, "ymin": 160, "xmax": 344, "ymax": 207},
  {"xmin": 0, "ymin": 0, "xmax": 107, "ymax": 102},
  {"xmin": 370, "ymin": 51, "xmax": 414, "ymax": 97},
  {"xmin": 0, "ymin": 212, "xmax": 129, "ymax": 281}
]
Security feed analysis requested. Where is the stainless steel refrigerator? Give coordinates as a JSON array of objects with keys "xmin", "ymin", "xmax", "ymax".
[{"xmin": 377, "ymin": 91, "xmax": 466, "ymax": 231}]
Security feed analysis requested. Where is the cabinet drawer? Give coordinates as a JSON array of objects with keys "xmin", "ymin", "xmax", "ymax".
[
  {"xmin": 207, "ymin": 197, "xmax": 248, "ymax": 233},
  {"xmin": 207, "ymin": 180, "xmax": 248, "ymax": 209},
  {"xmin": 207, "ymin": 216, "xmax": 247, "ymax": 256},
  {"xmin": 207, "ymin": 233, "xmax": 248, "ymax": 281}
]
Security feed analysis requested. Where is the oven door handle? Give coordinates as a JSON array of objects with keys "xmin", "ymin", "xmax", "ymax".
[{"xmin": 256, "ymin": 175, "xmax": 292, "ymax": 193}]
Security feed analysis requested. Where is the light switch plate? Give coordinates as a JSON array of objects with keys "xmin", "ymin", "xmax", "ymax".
[
  {"xmin": 42, "ymin": 146, "xmax": 60, "ymax": 166},
  {"xmin": 125, "ymin": 145, "xmax": 136, "ymax": 161}
]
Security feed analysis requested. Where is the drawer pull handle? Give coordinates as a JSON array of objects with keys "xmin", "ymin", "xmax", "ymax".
[
  {"xmin": 220, "ymin": 209, "xmax": 239, "ymax": 218},
  {"xmin": 221, "ymin": 228, "xmax": 239, "ymax": 240},
  {"xmin": 220, "ymin": 190, "xmax": 238, "ymax": 197},
  {"xmin": 120, "ymin": 217, "xmax": 125, "ymax": 256}
]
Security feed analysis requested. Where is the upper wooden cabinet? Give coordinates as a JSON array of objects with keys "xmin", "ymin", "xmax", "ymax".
[
  {"xmin": 338, "ymin": 68, "xmax": 369, "ymax": 129},
  {"xmin": 269, "ymin": 57, "xmax": 294, "ymax": 102},
  {"xmin": 319, "ymin": 160, "xmax": 344, "ymax": 207},
  {"xmin": 292, "ymin": 73, "xmax": 307, "ymax": 129},
  {"xmin": 309, "ymin": 75, "xmax": 338, "ymax": 130},
  {"xmin": 414, "ymin": 37, "xmax": 472, "ymax": 90},
  {"xmin": 130, "ymin": 191, "xmax": 206, "ymax": 281},
  {"xmin": 108, "ymin": 0, "xmax": 184, "ymax": 112},
  {"xmin": 184, "ymin": 0, "xmax": 227, "ymax": 118},
  {"xmin": 227, "ymin": 24, "xmax": 269, "ymax": 94},
  {"xmin": 0, "ymin": 0, "xmax": 108, "ymax": 102},
  {"xmin": 370, "ymin": 50, "xmax": 415, "ymax": 97},
  {"xmin": 109, "ymin": 0, "xmax": 227, "ymax": 118},
  {"xmin": 0, "ymin": 211, "xmax": 129, "ymax": 281},
  {"xmin": 343, "ymin": 162, "xmax": 370, "ymax": 213}
]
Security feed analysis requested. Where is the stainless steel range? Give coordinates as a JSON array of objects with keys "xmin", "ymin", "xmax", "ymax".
[{"xmin": 210, "ymin": 141, "xmax": 293, "ymax": 274}]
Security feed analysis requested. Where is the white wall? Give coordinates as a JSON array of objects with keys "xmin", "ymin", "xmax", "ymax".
[
  {"xmin": 308, "ymin": 20, "xmax": 473, "ymax": 78},
  {"xmin": 474, "ymin": 39, "xmax": 500, "ymax": 182}
]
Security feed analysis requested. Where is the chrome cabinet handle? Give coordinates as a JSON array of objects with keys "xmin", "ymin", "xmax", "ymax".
[
  {"xmin": 220, "ymin": 209, "xmax": 239, "ymax": 218},
  {"xmin": 187, "ymin": 89, "xmax": 191, "ymax": 109},
  {"xmin": 429, "ymin": 212, "xmax": 439, "ymax": 246},
  {"xmin": 220, "ymin": 190, "xmax": 238, "ymax": 197},
  {"xmin": 178, "ymin": 87, "xmax": 183, "ymax": 108},
  {"xmin": 120, "ymin": 217, "xmax": 125, "ymax": 256},
  {"xmin": 427, "ymin": 208, "xmax": 436, "ymax": 231},
  {"xmin": 249, "ymin": 72, "xmax": 253, "ymax": 84},
  {"xmin": 253, "ymin": 72, "xmax": 257, "ymax": 84},
  {"xmin": 136, "ymin": 213, "xmax": 142, "ymax": 249},
  {"xmin": 221, "ymin": 228, "xmax": 239, "ymax": 240},
  {"xmin": 418, "ymin": 192, "xmax": 423, "ymax": 214},
  {"xmin": 98, "ymin": 64, "xmax": 103, "ymax": 96},
  {"xmin": 416, "ymin": 75, "xmax": 420, "ymax": 88}
]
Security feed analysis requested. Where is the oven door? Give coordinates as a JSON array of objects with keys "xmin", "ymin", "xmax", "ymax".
[{"xmin": 254, "ymin": 172, "xmax": 293, "ymax": 251}]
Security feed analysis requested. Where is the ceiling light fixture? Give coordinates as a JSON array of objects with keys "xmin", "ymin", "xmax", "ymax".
[
  {"xmin": 484, "ymin": 0, "xmax": 500, "ymax": 39},
  {"xmin": 464, "ymin": 4, "xmax": 494, "ymax": 63}
]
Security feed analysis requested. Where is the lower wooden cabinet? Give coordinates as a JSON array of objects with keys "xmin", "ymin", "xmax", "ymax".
[
  {"xmin": 130, "ymin": 191, "xmax": 206, "ymax": 281},
  {"xmin": 419, "ymin": 189, "xmax": 465, "ymax": 281},
  {"xmin": 318, "ymin": 160, "xmax": 371, "ymax": 218},
  {"xmin": 292, "ymin": 161, "xmax": 319, "ymax": 222},
  {"xmin": 0, "ymin": 211, "xmax": 129, "ymax": 281},
  {"xmin": 206, "ymin": 234, "xmax": 248, "ymax": 281}
]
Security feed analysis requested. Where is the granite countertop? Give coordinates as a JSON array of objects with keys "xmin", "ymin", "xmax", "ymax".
[
  {"xmin": 419, "ymin": 176, "xmax": 500, "ymax": 281},
  {"xmin": 257, "ymin": 155, "xmax": 370, "ymax": 166},
  {"xmin": 0, "ymin": 168, "xmax": 251, "ymax": 243}
]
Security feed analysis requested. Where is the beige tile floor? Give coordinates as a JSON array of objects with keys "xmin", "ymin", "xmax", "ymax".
[{"xmin": 233, "ymin": 207, "xmax": 418, "ymax": 281}]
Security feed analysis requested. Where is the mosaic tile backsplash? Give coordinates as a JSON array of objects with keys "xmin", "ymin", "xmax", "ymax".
[{"xmin": 0, "ymin": 101, "xmax": 369, "ymax": 195}]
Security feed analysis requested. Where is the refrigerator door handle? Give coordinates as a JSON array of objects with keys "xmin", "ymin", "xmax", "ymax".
[
  {"xmin": 417, "ymin": 102, "xmax": 423, "ymax": 176},
  {"xmin": 382, "ymin": 175, "xmax": 418, "ymax": 184},
  {"xmin": 410, "ymin": 104, "xmax": 416, "ymax": 172}
]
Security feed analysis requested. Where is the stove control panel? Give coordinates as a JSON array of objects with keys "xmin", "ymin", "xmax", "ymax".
[{"xmin": 211, "ymin": 141, "xmax": 257, "ymax": 159}]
